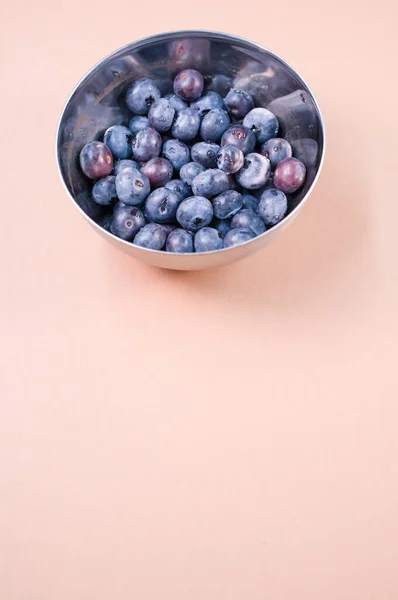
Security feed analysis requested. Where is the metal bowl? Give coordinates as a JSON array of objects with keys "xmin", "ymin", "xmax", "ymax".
[{"xmin": 56, "ymin": 30, "xmax": 325, "ymax": 270}]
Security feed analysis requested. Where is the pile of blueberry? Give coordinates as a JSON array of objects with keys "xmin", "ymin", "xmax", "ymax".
[{"xmin": 79, "ymin": 69, "xmax": 306, "ymax": 253}]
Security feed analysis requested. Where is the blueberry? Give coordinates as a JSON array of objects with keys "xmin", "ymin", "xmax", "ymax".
[
  {"xmin": 190, "ymin": 91, "xmax": 225, "ymax": 116},
  {"xmin": 236, "ymin": 153, "xmax": 271, "ymax": 190},
  {"xmin": 162, "ymin": 139, "xmax": 190, "ymax": 171},
  {"xmin": 212, "ymin": 217, "xmax": 232, "ymax": 237},
  {"xmin": 164, "ymin": 93, "xmax": 188, "ymax": 113},
  {"xmin": 243, "ymin": 108, "xmax": 279, "ymax": 143},
  {"xmin": 194, "ymin": 227, "xmax": 223, "ymax": 252},
  {"xmin": 126, "ymin": 78, "xmax": 161, "ymax": 115},
  {"xmin": 129, "ymin": 115, "xmax": 149, "ymax": 136},
  {"xmin": 114, "ymin": 159, "xmax": 139, "ymax": 175},
  {"xmin": 221, "ymin": 124, "xmax": 256, "ymax": 155},
  {"xmin": 241, "ymin": 193, "xmax": 259, "ymax": 212},
  {"xmin": 205, "ymin": 73, "xmax": 232, "ymax": 96},
  {"xmin": 92, "ymin": 176, "xmax": 117, "ymax": 206},
  {"xmin": 110, "ymin": 205, "xmax": 146, "ymax": 241},
  {"xmin": 223, "ymin": 227, "xmax": 256, "ymax": 248},
  {"xmin": 274, "ymin": 157, "xmax": 306, "ymax": 193},
  {"xmin": 160, "ymin": 224, "xmax": 177, "ymax": 237},
  {"xmin": 134, "ymin": 223, "xmax": 166, "ymax": 250},
  {"xmin": 145, "ymin": 188, "xmax": 181, "ymax": 223},
  {"xmin": 231, "ymin": 209, "xmax": 266, "ymax": 235},
  {"xmin": 173, "ymin": 69, "xmax": 204, "ymax": 101},
  {"xmin": 224, "ymin": 88, "xmax": 254, "ymax": 119},
  {"xmin": 166, "ymin": 229, "xmax": 194, "ymax": 253},
  {"xmin": 191, "ymin": 169, "xmax": 229, "ymax": 198},
  {"xmin": 200, "ymin": 108, "xmax": 230, "ymax": 143},
  {"xmin": 212, "ymin": 190, "xmax": 243, "ymax": 219},
  {"xmin": 258, "ymin": 188, "xmax": 288, "ymax": 226},
  {"xmin": 148, "ymin": 98, "xmax": 175, "ymax": 133},
  {"xmin": 80, "ymin": 141, "xmax": 113, "ymax": 179},
  {"xmin": 191, "ymin": 142, "xmax": 220, "ymax": 168},
  {"xmin": 176, "ymin": 196, "xmax": 213, "ymax": 232},
  {"xmin": 216, "ymin": 144, "xmax": 244, "ymax": 174},
  {"xmin": 164, "ymin": 179, "xmax": 191, "ymax": 200},
  {"xmin": 103, "ymin": 125, "xmax": 133, "ymax": 159},
  {"xmin": 171, "ymin": 108, "xmax": 201, "ymax": 142},
  {"xmin": 115, "ymin": 168, "xmax": 150, "ymax": 206},
  {"xmin": 180, "ymin": 162, "xmax": 205, "ymax": 186},
  {"xmin": 261, "ymin": 138, "xmax": 292, "ymax": 168},
  {"xmin": 141, "ymin": 157, "xmax": 173, "ymax": 188},
  {"xmin": 132, "ymin": 127, "xmax": 162, "ymax": 162}
]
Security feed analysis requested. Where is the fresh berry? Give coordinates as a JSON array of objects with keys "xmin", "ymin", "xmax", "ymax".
[
  {"xmin": 166, "ymin": 229, "xmax": 194, "ymax": 253},
  {"xmin": 258, "ymin": 188, "xmax": 288, "ymax": 225},
  {"xmin": 103, "ymin": 125, "xmax": 133, "ymax": 159},
  {"xmin": 141, "ymin": 157, "xmax": 173, "ymax": 188},
  {"xmin": 80, "ymin": 141, "xmax": 113, "ymax": 179},
  {"xmin": 224, "ymin": 88, "xmax": 254, "ymax": 119},
  {"xmin": 126, "ymin": 78, "xmax": 161, "ymax": 115},
  {"xmin": 134, "ymin": 223, "xmax": 166, "ymax": 250},
  {"xmin": 173, "ymin": 69, "xmax": 204, "ymax": 101},
  {"xmin": 176, "ymin": 196, "xmax": 213, "ymax": 231},
  {"xmin": 110, "ymin": 205, "xmax": 146, "ymax": 241},
  {"xmin": 274, "ymin": 157, "xmax": 306, "ymax": 193},
  {"xmin": 92, "ymin": 176, "xmax": 117, "ymax": 206}
]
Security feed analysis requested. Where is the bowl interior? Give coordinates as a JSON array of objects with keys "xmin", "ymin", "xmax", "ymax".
[{"xmin": 57, "ymin": 31, "xmax": 324, "ymax": 232}]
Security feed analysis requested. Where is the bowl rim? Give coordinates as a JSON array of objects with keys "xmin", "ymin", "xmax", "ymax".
[{"xmin": 56, "ymin": 29, "xmax": 326, "ymax": 258}]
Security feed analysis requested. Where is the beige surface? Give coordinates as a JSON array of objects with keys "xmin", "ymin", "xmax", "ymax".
[{"xmin": 1, "ymin": 1, "xmax": 398, "ymax": 599}]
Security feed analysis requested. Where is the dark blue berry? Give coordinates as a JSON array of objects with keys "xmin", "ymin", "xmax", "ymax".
[
  {"xmin": 166, "ymin": 229, "xmax": 194, "ymax": 253},
  {"xmin": 223, "ymin": 227, "xmax": 255, "ymax": 248},
  {"xmin": 129, "ymin": 116, "xmax": 149, "ymax": 136},
  {"xmin": 191, "ymin": 142, "xmax": 220, "ymax": 168},
  {"xmin": 180, "ymin": 162, "xmax": 205, "ymax": 186},
  {"xmin": 224, "ymin": 88, "xmax": 254, "ymax": 119},
  {"xmin": 114, "ymin": 159, "xmax": 138, "ymax": 175},
  {"xmin": 110, "ymin": 205, "xmax": 146, "ymax": 241},
  {"xmin": 115, "ymin": 168, "xmax": 150, "ymax": 206},
  {"xmin": 231, "ymin": 209, "xmax": 266, "ymax": 235},
  {"xmin": 258, "ymin": 188, "xmax": 288, "ymax": 226},
  {"xmin": 194, "ymin": 227, "xmax": 223, "ymax": 252},
  {"xmin": 171, "ymin": 108, "xmax": 201, "ymax": 142},
  {"xmin": 212, "ymin": 190, "xmax": 243, "ymax": 219},
  {"xmin": 200, "ymin": 108, "xmax": 230, "ymax": 143},
  {"xmin": 243, "ymin": 108, "xmax": 279, "ymax": 143},
  {"xmin": 260, "ymin": 138, "xmax": 292, "ymax": 168},
  {"xmin": 164, "ymin": 179, "xmax": 191, "ymax": 200},
  {"xmin": 132, "ymin": 127, "xmax": 162, "ymax": 162},
  {"xmin": 126, "ymin": 78, "xmax": 161, "ymax": 115},
  {"xmin": 221, "ymin": 124, "xmax": 256, "ymax": 155},
  {"xmin": 216, "ymin": 144, "xmax": 244, "ymax": 174},
  {"xmin": 236, "ymin": 153, "xmax": 271, "ymax": 190},
  {"xmin": 134, "ymin": 223, "xmax": 166, "ymax": 250},
  {"xmin": 162, "ymin": 139, "xmax": 190, "ymax": 171},
  {"xmin": 190, "ymin": 91, "xmax": 225, "ymax": 116},
  {"xmin": 145, "ymin": 188, "xmax": 181, "ymax": 223},
  {"xmin": 241, "ymin": 194, "xmax": 259, "ymax": 212},
  {"xmin": 148, "ymin": 98, "xmax": 175, "ymax": 132},
  {"xmin": 92, "ymin": 176, "xmax": 117, "ymax": 206},
  {"xmin": 164, "ymin": 94, "xmax": 188, "ymax": 113},
  {"xmin": 103, "ymin": 125, "xmax": 133, "ymax": 159},
  {"xmin": 191, "ymin": 168, "xmax": 229, "ymax": 198},
  {"xmin": 176, "ymin": 196, "xmax": 213, "ymax": 231},
  {"xmin": 212, "ymin": 217, "xmax": 232, "ymax": 237}
]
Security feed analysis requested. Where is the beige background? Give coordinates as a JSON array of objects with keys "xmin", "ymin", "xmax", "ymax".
[{"xmin": 1, "ymin": 0, "xmax": 398, "ymax": 599}]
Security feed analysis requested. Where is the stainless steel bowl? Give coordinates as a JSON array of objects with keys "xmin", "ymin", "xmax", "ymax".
[{"xmin": 57, "ymin": 30, "xmax": 325, "ymax": 270}]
